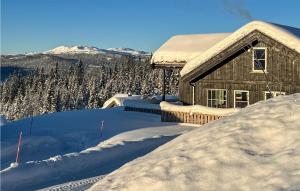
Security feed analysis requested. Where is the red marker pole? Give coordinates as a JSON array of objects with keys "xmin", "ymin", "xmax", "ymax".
[{"xmin": 16, "ymin": 131, "xmax": 23, "ymax": 163}]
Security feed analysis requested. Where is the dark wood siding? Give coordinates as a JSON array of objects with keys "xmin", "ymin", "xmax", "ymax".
[{"xmin": 180, "ymin": 32, "xmax": 300, "ymax": 107}]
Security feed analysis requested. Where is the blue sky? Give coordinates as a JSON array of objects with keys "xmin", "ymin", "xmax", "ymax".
[{"xmin": 1, "ymin": 0, "xmax": 300, "ymax": 54}]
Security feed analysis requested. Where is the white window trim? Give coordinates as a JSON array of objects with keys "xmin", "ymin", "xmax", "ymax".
[
  {"xmin": 264, "ymin": 91, "xmax": 286, "ymax": 100},
  {"xmin": 234, "ymin": 90, "xmax": 249, "ymax": 108},
  {"xmin": 252, "ymin": 47, "xmax": 267, "ymax": 73},
  {"xmin": 207, "ymin": 89, "xmax": 228, "ymax": 108}
]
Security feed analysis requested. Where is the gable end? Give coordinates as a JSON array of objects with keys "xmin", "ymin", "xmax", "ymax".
[{"xmin": 182, "ymin": 30, "xmax": 299, "ymax": 83}]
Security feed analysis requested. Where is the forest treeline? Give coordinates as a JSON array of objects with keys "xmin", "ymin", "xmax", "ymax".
[{"xmin": 0, "ymin": 57, "xmax": 180, "ymax": 120}]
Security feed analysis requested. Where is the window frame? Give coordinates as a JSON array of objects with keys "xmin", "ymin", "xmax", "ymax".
[
  {"xmin": 234, "ymin": 90, "xmax": 249, "ymax": 108},
  {"xmin": 252, "ymin": 47, "xmax": 267, "ymax": 73},
  {"xmin": 207, "ymin": 89, "xmax": 228, "ymax": 108},
  {"xmin": 264, "ymin": 91, "xmax": 286, "ymax": 100}
]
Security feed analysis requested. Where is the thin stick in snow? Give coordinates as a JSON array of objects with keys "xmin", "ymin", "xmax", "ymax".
[
  {"xmin": 100, "ymin": 120, "xmax": 104, "ymax": 137},
  {"xmin": 29, "ymin": 116, "xmax": 33, "ymax": 136},
  {"xmin": 16, "ymin": 131, "xmax": 23, "ymax": 163}
]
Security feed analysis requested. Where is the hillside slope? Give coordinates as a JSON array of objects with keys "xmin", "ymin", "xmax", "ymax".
[
  {"xmin": 1, "ymin": 107, "xmax": 195, "ymax": 191},
  {"xmin": 89, "ymin": 94, "xmax": 300, "ymax": 191}
]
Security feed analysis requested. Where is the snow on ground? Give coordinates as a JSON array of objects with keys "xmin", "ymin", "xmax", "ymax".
[
  {"xmin": 89, "ymin": 94, "xmax": 300, "ymax": 191},
  {"xmin": 1, "ymin": 107, "xmax": 196, "ymax": 191}
]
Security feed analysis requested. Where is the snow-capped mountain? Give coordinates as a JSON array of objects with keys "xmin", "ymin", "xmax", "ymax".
[
  {"xmin": 44, "ymin": 45, "xmax": 150, "ymax": 56},
  {"xmin": 44, "ymin": 45, "xmax": 105, "ymax": 55},
  {"xmin": 107, "ymin": 48, "xmax": 149, "ymax": 55}
]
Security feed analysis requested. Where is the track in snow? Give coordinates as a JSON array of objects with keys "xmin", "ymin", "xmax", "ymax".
[{"xmin": 38, "ymin": 175, "xmax": 105, "ymax": 191}]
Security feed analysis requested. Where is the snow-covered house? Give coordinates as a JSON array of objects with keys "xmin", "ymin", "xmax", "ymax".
[{"xmin": 151, "ymin": 20, "xmax": 300, "ymax": 108}]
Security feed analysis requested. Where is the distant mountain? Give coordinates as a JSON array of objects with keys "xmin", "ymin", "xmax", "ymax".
[
  {"xmin": 44, "ymin": 45, "xmax": 104, "ymax": 55},
  {"xmin": 43, "ymin": 45, "xmax": 150, "ymax": 56},
  {"xmin": 106, "ymin": 48, "xmax": 149, "ymax": 56},
  {"xmin": 1, "ymin": 46, "xmax": 151, "ymax": 82}
]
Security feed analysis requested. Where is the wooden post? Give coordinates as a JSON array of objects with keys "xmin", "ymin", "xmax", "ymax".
[{"xmin": 162, "ymin": 69, "xmax": 166, "ymax": 101}]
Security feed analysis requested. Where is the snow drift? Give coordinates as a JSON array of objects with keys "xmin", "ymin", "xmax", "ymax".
[{"xmin": 89, "ymin": 94, "xmax": 300, "ymax": 191}]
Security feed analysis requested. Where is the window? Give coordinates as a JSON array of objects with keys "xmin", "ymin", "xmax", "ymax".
[
  {"xmin": 253, "ymin": 48, "xmax": 267, "ymax": 72},
  {"xmin": 264, "ymin": 91, "xmax": 286, "ymax": 100},
  {"xmin": 207, "ymin": 89, "xmax": 227, "ymax": 108},
  {"xmin": 234, "ymin": 90, "xmax": 249, "ymax": 108}
]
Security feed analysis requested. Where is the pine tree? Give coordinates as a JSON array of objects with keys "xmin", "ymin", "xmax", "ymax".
[{"xmin": 44, "ymin": 80, "xmax": 57, "ymax": 113}]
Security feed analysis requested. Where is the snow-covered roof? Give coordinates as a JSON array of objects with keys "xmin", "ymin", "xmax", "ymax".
[
  {"xmin": 102, "ymin": 94, "xmax": 142, "ymax": 108},
  {"xmin": 151, "ymin": 33, "xmax": 231, "ymax": 66},
  {"xmin": 181, "ymin": 20, "xmax": 300, "ymax": 77}
]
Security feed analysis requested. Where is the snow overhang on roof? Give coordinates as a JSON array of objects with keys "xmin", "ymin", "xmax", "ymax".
[
  {"xmin": 181, "ymin": 20, "xmax": 300, "ymax": 77},
  {"xmin": 150, "ymin": 33, "xmax": 231, "ymax": 67}
]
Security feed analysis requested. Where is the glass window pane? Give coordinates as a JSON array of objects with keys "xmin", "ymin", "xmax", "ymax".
[
  {"xmin": 235, "ymin": 92, "xmax": 242, "ymax": 100},
  {"xmin": 207, "ymin": 90, "xmax": 227, "ymax": 108},
  {"xmin": 220, "ymin": 101, "xmax": 227, "ymax": 108},
  {"xmin": 254, "ymin": 49, "xmax": 265, "ymax": 59},
  {"xmin": 241, "ymin": 92, "xmax": 248, "ymax": 101},
  {"xmin": 212, "ymin": 90, "xmax": 215, "ymax": 99},
  {"xmin": 217, "ymin": 100, "xmax": 226, "ymax": 108},
  {"xmin": 254, "ymin": 60, "xmax": 265, "ymax": 70},
  {"xmin": 211, "ymin": 100, "xmax": 216, "ymax": 108},
  {"xmin": 235, "ymin": 91, "xmax": 249, "ymax": 108},
  {"xmin": 208, "ymin": 100, "xmax": 212, "ymax": 107}
]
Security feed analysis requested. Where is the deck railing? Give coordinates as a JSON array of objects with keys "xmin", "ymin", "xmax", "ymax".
[
  {"xmin": 123, "ymin": 101, "xmax": 239, "ymax": 125},
  {"xmin": 161, "ymin": 110, "xmax": 222, "ymax": 125},
  {"xmin": 160, "ymin": 101, "xmax": 239, "ymax": 125}
]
